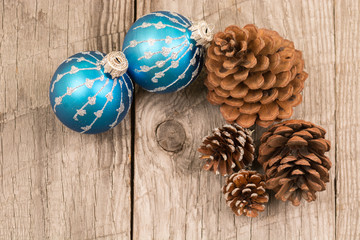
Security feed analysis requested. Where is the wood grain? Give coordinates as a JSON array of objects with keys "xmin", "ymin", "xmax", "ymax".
[
  {"xmin": 134, "ymin": 0, "xmax": 337, "ymax": 240},
  {"xmin": 251, "ymin": 1, "xmax": 336, "ymax": 240},
  {"xmin": 335, "ymin": 0, "xmax": 360, "ymax": 239},
  {"xmin": 1, "ymin": 0, "xmax": 359, "ymax": 239},
  {"xmin": 0, "ymin": 0, "xmax": 134, "ymax": 239}
]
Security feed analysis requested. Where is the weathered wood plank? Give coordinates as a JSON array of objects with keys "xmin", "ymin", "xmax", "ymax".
[
  {"xmin": 134, "ymin": 0, "xmax": 336, "ymax": 239},
  {"xmin": 335, "ymin": 0, "xmax": 360, "ymax": 239},
  {"xmin": 251, "ymin": 1, "xmax": 336, "ymax": 240},
  {"xmin": 0, "ymin": 0, "xmax": 134, "ymax": 239}
]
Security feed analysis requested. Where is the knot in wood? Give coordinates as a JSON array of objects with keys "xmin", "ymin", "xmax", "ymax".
[{"xmin": 156, "ymin": 120, "xmax": 186, "ymax": 153}]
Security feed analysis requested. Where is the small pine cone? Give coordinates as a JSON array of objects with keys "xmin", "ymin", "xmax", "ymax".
[
  {"xmin": 258, "ymin": 120, "xmax": 331, "ymax": 206},
  {"xmin": 205, "ymin": 24, "xmax": 308, "ymax": 128},
  {"xmin": 223, "ymin": 170, "xmax": 269, "ymax": 217},
  {"xmin": 198, "ymin": 123, "xmax": 255, "ymax": 176}
]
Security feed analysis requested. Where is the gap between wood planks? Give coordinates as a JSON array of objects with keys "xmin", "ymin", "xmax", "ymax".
[
  {"xmin": 333, "ymin": 0, "xmax": 337, "ymax": 238},
  {"xmin": 130, "ymin": 1, "xmax": 137, "ymax": 239}
]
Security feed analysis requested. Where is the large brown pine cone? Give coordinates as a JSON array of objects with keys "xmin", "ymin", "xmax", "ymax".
[
  {"xmin": 258, "ymin": 120, "xmax": 331, "ymax": 206},
  {"xmin": 198, "ymin": 124, "xmax": 254, "ymax": 176},
  {"xmin": 223, "ymin": 170, "xmax": 269, "ymax": 217},
  {"xmin": 205, "ymin": 24, "xmax": 308, "ymax": 128}
]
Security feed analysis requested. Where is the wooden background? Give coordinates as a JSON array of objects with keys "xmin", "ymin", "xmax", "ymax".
[{"xmin": 0, "ymin": 0, "xmax": 359, "ymax": 239}]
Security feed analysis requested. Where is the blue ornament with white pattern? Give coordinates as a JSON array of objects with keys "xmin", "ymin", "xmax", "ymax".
[
  {"xmin": 49, "ymin": 51, "xmax": 133, "ymax": 134},
  {"xmin": 122, "ymin": 11, "xmax": 212, "ymax": 93}
]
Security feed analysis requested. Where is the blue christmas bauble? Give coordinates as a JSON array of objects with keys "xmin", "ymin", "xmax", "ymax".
[
  {"xmin": 49, "ymin": 51, "xmax": 133, "ymax": 134},
  {"xmin": 123, "ymin": 11, "xmax": 208, "ymax": 93}
]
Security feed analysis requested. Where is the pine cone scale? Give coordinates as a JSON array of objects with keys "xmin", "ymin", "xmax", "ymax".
[
  {"xmin": 223, "ymin": 170, "xmax": 269, "ymax": 217},
  {"xmin": 205, "ymin": 25, "xmax": 308, "ymax": 128},
  {"xmin": 198, "ymin": 124, "xmax": 255, "ymax": 176},
  {"xmin": 259, "ymin": 120, "xmax": 332, "ymax": 205}
]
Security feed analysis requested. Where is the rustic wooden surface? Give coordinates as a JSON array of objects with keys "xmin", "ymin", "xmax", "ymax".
[
  {"xmin": 0, "ymin": 1, "xmax": 134, "ymax": 239},
  {"xmin": 0, "ymin": 0, "xmax": 359, "ymax": 239}
]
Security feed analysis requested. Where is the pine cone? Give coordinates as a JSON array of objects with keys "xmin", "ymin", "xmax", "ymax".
[
  {"xmin": 198, "ymin": 124, "xmax": 254, "ymax": 176},
  {"xmin": 258, "ymin": 120, "xmax": 331, "ymax": 206},
  {"xmin": 223, "ymin": 170, "xmax": 269, "ymax": 217},
  {"xmin": 205, "ymin": 24, "xmax": 308, "ymax": 128}
]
